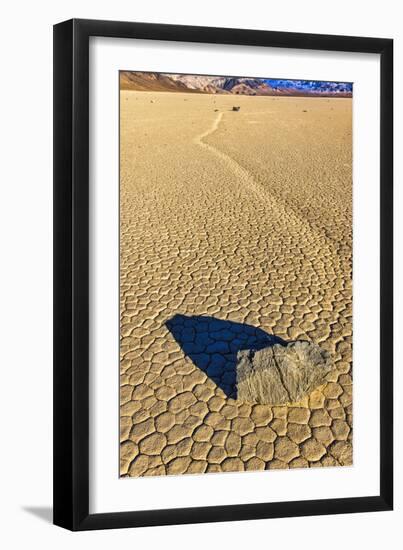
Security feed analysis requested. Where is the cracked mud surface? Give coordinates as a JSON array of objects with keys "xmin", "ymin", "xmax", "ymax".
[{"xmin": 120, "ymin": 91, "xmax": 353, "ymax": 477}]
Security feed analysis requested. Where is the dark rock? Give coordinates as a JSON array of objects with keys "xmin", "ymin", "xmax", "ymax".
[
  {"xmin": 236, "ymin": 341, "xmax": 332, "ymax": 405},
  {"xmin": 232, "ymin": 106, "xmax": 241, "ymax": 111}
]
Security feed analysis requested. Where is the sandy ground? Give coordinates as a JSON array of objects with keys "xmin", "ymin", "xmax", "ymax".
[{"xmin": 120, "ymin": 91, "xmax": 352, "ymax": 476}]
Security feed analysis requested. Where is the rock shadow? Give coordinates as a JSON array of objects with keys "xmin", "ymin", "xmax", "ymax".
[{"xmin": 166, "ymin": 314, "xmax": 286, "ymax": 399}]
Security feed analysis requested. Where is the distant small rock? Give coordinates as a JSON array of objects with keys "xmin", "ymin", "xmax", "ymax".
[
  {"xmin": 302, "ymin": 109, "xmax": 307, "ymax": 112},
  {"xmin": 236, "ymin": 341, "xmax": 332, "ymax": 405},
  {"xmin": 232, "ymin": 106, "xmax": 241, "ymax": 111},
  {"xmin": 214, "ymin": 109, "xmax": 219, "ymax": 112}
]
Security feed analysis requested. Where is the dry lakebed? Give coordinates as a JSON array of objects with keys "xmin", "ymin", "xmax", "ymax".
[{"xmin": 119, "ymin": 91, "xmax": 353, "ymax": 477}]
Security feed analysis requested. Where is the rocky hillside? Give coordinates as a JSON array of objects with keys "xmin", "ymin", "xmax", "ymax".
[{"xmin": 120, "ymin": 71, "xmax": 352, "ymax": 97}]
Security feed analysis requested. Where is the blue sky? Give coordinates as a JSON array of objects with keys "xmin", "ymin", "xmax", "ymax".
[{"xmin": 264, "ymin": 79, "xmax": 353, "ymax": 92}]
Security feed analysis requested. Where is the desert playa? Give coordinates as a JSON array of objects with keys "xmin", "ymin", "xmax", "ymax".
[{"xmin": 120, "ymin": 88, "xmax": 353, "ymax": 476}]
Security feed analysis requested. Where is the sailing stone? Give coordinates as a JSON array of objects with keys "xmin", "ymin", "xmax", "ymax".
[{"xmin": 236, "ymin": 340, "xmax": 332, "ymax": 405}]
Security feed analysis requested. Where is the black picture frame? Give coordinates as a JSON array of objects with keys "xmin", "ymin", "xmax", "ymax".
[{"xmin": 53, "ymin": 18, "xmax": 393, "ymax": 531}]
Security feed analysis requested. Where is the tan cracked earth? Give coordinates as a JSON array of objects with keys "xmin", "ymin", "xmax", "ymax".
[{"xmin": 120, "ymin": 90, "xmax": 353, "ymax": 477}]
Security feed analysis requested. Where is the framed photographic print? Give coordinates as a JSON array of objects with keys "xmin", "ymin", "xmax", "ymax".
[{"xmin": 53, "ymin": 19, "xmax": 393, "ymax": 530}]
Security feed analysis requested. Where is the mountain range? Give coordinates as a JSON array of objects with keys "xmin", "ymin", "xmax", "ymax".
[{"xmin": 120, "ymin": 72, "xmax": 352, "ymax": 97}]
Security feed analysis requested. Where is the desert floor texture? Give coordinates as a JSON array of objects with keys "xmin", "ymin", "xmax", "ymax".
[{"xmin": 120, "ymin": 91, "xmax": 353, "ymax": 477}]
